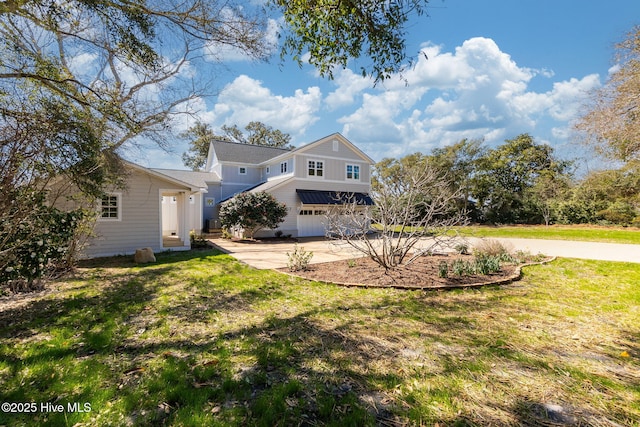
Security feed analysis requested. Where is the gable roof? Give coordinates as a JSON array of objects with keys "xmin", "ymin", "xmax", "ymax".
[
  {"xmin": 150, "ymin": 168, "xmax": 219, "ymax": 190},
  {"xmin": 124, "ymin": 161, "xmax": 208, "ymax": 192},
  {"xmin": 208, "ymin": 134, "xmax": 373, "ymax": 167},
  {"xmin": 261, "ymin": 133, "xmax": 375, "ymax": 165},
  {"xmin": 211, "ymin": 140, "xmax": 292, "ymax": 164}
]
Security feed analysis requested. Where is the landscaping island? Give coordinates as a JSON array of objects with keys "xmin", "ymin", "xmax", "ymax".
[{"xmin": 279, "ymin": 253, "xmax": 551, "ymax": 289}]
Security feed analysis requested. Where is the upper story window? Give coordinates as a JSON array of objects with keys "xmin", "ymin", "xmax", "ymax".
[
  {"xmin": 266, "ymin": 166, "xmax": 270, "ymax": 175},
  {"xmin": 308, "ymin": 160, "xmax": 324, "ymax": 177},
  {"xmin": 238, "ymin": 167, "xmax": 247, "ymax": 175},
  {"xmin": 346, "ymin": 164, "xmax": 360, "ymax": 181},
  {"xmin": 280, "ymin": 161, "xmax": 288, "ymax": 174},
  {"xmin": 98, "ymin": 193, "xmax": 121, "ymax": 221}
]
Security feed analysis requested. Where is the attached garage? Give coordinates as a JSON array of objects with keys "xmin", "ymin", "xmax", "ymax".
[
  {"xmin": 297, "ymin": 207, "xmax": 329, "ymax": 237},
  {"xmin": 295, "ymin": 189, "xmax": 374, "ymax": 237}
]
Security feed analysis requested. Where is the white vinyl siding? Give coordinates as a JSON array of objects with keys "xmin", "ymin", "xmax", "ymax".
[
  {"xmin": 86, "ymin": 169, "xmax": 194, "ymax": 258},
  {"xmin": 98, "ymin": 193, "xmax": 121, "ymax": 221}
]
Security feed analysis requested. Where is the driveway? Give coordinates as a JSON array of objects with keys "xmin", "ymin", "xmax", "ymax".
[
  {"xmin": 208, "ymin": 237, "xmax": 365, "ymax": 269},
  {"xmin": 209, "ymin": 236, "xmax": 640, "ymax": 269}
]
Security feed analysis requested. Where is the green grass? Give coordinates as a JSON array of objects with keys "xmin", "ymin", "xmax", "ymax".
[
  {"xmin": 460, "ymin": 224, "xmax": 640, "ymax": 244},
  {"xmin": 1, "ymin": 249, "xmax": 639, "ymax": 426}
]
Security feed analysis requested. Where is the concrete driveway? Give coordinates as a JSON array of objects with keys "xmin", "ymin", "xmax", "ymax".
[
  {"xmin": 208, "ymin": 237, "xmax": 365, "ymax": 269},
  {"xmin": 209, "ymin": 236, "xmax": 640, "ymax": 269}
]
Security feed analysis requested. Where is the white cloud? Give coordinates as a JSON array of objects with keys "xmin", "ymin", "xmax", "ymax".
[
  {"xmin": 336, "ymin": 37, "xmax": 601, "ymax": 158},
  {"xmin": 212, "ymin": 75, "xmax": 322, "ymax": 134},
  {"xmin": 324, "ymin": 68, "xmax": 374, "ymax": 110}
]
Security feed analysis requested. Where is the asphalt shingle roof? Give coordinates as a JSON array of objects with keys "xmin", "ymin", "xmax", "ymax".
[
  {"xmin": 150, "ymin": 169, "xmax": 218, "ymax": 189},
  {"xmin": 211, "ymin": 140, "xmax": 291, "ymax": 164}
]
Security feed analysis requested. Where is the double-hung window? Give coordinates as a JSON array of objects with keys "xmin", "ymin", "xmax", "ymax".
[
  {"xmin": 308, "ymin": 160, "xmax": 324, "ymax": 177},
  {"xmin": 346, "ymin": 164, "xmax": 360, "ymax": 181},
  {"xmin": 280, "ymin": 161, "xmax": 288, "ymax": 174},
  {"xmin": 98, "ymin": 193, "xmax": 121, "ymax": 221}
]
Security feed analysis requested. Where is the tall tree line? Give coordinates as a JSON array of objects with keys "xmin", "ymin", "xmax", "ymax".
[{"xmin": 379, "ymin": 133, "xmax": 639, "ymax": 226}]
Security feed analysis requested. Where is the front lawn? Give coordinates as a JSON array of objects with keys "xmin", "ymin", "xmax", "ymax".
[
  {"xmin": 460, "ymin": 224, "xmax": 640, "ymax": 244},
  {"xmin": 1, "ymin": 249, "xmax": 638, "ymax": 426}
]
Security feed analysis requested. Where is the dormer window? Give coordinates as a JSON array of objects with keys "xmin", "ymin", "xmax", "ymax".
[
  {"xmin": 280, "ymin": 161, "xmax": 288, "ymax": 174},
  {"xmin": 238, "ymin": 167, "xmax": 247, "ymax": 175},
  {"xmin": 308, "ymin": 160, "xmax": 324, "ymax": 177}
]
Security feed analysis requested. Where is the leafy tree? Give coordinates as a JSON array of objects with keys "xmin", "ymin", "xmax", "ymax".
[
  {"xmin": 219, "ymin": 191, "xmax": 287, "ymax": 239},
  {"xmin": 1, "ymin": 0, "xmax": 271, "ymax": 283},
  {"xmin": 181, "ymin": 123, "xmax": 215, "ymax": 171},
  {"xmin": 529, "ymin": 170, "xmax": 572, "ymax": 226},
  {"xmin": 556, "ymin": 161, "xmax": 640, "ymax": 225},
  {"xmin": 2, "ymin": 0, "xmax": 434, "ymax": 287},
  {"xmin": 220, "ymin": 122, "xmax": 293, "ymax": 148},
  {"xmin": 273, "ymin": 0, "xmax": 431, "ymax": 82},
  {"xmin": 182, "ymin": 121, "xmax": 292, "ymax": 170},
  {"xmin": 429, "ymin": 138, "xmax": 486, "ymax": 220},
  {"xmin": 471, "ymin": 134, "xmax": 572, "ymax": 224},
  {"xmin": 576, "ymin": 25, "xmax": 640, "ymax": 161}
]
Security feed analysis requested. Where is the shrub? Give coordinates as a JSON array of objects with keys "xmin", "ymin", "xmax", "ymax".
[
  {"xmin": 438, "ymin": 261, "xmax": 449, "ymax": 278},
  {"xmin": 451, "ymin": 259, "xmax": 472, "ymax": 276},
  {"xmin": 596, "ymin": 200, "xmax": 636, "ymax": 225},
  {"xmin": 286, "ymin": 244, "xmax": 313, "ymax": 272},
  {"xmin": 1, "ymin": 189, "xmax": 86, "ymax": 292},
  {"xmin": 454, "ymin": 243, "xmax": 469, "ymax": 255},
  {"xmin": 473, "ymin": 239, "xmax": 513, "ymax": 258},
  {"xmin": 473, "ymin": 254, "xmax": 502, "ymax": 275},
  {"xmin": 189, "ymin": 231, "xmax": 210, "ymax": 249},
  {"xmin": 220, "ymin": 191, "xmax": 287, "ymax": 239}
]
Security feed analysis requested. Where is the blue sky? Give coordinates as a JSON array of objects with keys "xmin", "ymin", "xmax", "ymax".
[{"xmin": 133, "ymin": 0, "xmax": 640, "ymax": 169}]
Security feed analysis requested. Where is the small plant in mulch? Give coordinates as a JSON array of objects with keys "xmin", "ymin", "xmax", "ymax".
[
  {"xmin": 438, "ymin": 261, "xmax": 449, "ymax": 278},
  {"xmin": 190, "ymin": 232, "xmax": 211, "ymax": 249},
  {"xmin": 286, "ymin": 244, "xmax": 314, "ymax": 272}
]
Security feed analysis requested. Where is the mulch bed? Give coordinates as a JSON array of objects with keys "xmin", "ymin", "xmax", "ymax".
[{"xmin": 278, "ymin": 254, "xmax": 549, "ymax": 289}]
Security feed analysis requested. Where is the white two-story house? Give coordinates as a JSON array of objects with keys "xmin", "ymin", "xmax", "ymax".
[
  {"xmin": 65, "ymin": 133, "xmax": 374, "ymax": 258},
  {"xmin": 199, "ymin": 132, "xmax": 374, "ymax": 237}
]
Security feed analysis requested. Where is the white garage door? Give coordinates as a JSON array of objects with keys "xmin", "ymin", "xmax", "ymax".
[{"xmin": 297, "ymin": 207, "xmax": 328, "ymax": 237}]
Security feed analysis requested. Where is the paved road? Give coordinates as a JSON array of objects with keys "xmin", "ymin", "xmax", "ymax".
[
  {"xmin": 466, "ymin": 237, "xmax": 640, "ymax": 263},
  {"xmin": 210, "ymin": 237, "xmax": 640, "ymax": 269}
]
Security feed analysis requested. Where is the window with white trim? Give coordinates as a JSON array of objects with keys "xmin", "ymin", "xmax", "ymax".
[
  {"xmin": 239, "ymin": 167, "xmax": 247, "ymax": 175},
  {"xmin": 98, "ymin": 193, "xmax": 121, "ymax": 221},
  {"xmin": 266, "ymin": 166, "xmax": 270, "ymax": 174},
  {"xmin": 307, "ymin": 160, "xmax": 324, "ymax": 177},
  {"xmin": 280, "ymin": 161, "xmax": 288, "ymax": 174},
  {"xmin": 346, "ymin": 164, "xmax": 360, "ymax": 181}
]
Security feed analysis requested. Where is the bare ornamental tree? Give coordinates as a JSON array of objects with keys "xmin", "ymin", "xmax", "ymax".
[{"xmin": 325, "ymin": 161, "xmax": 468, "ymax": 270}]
